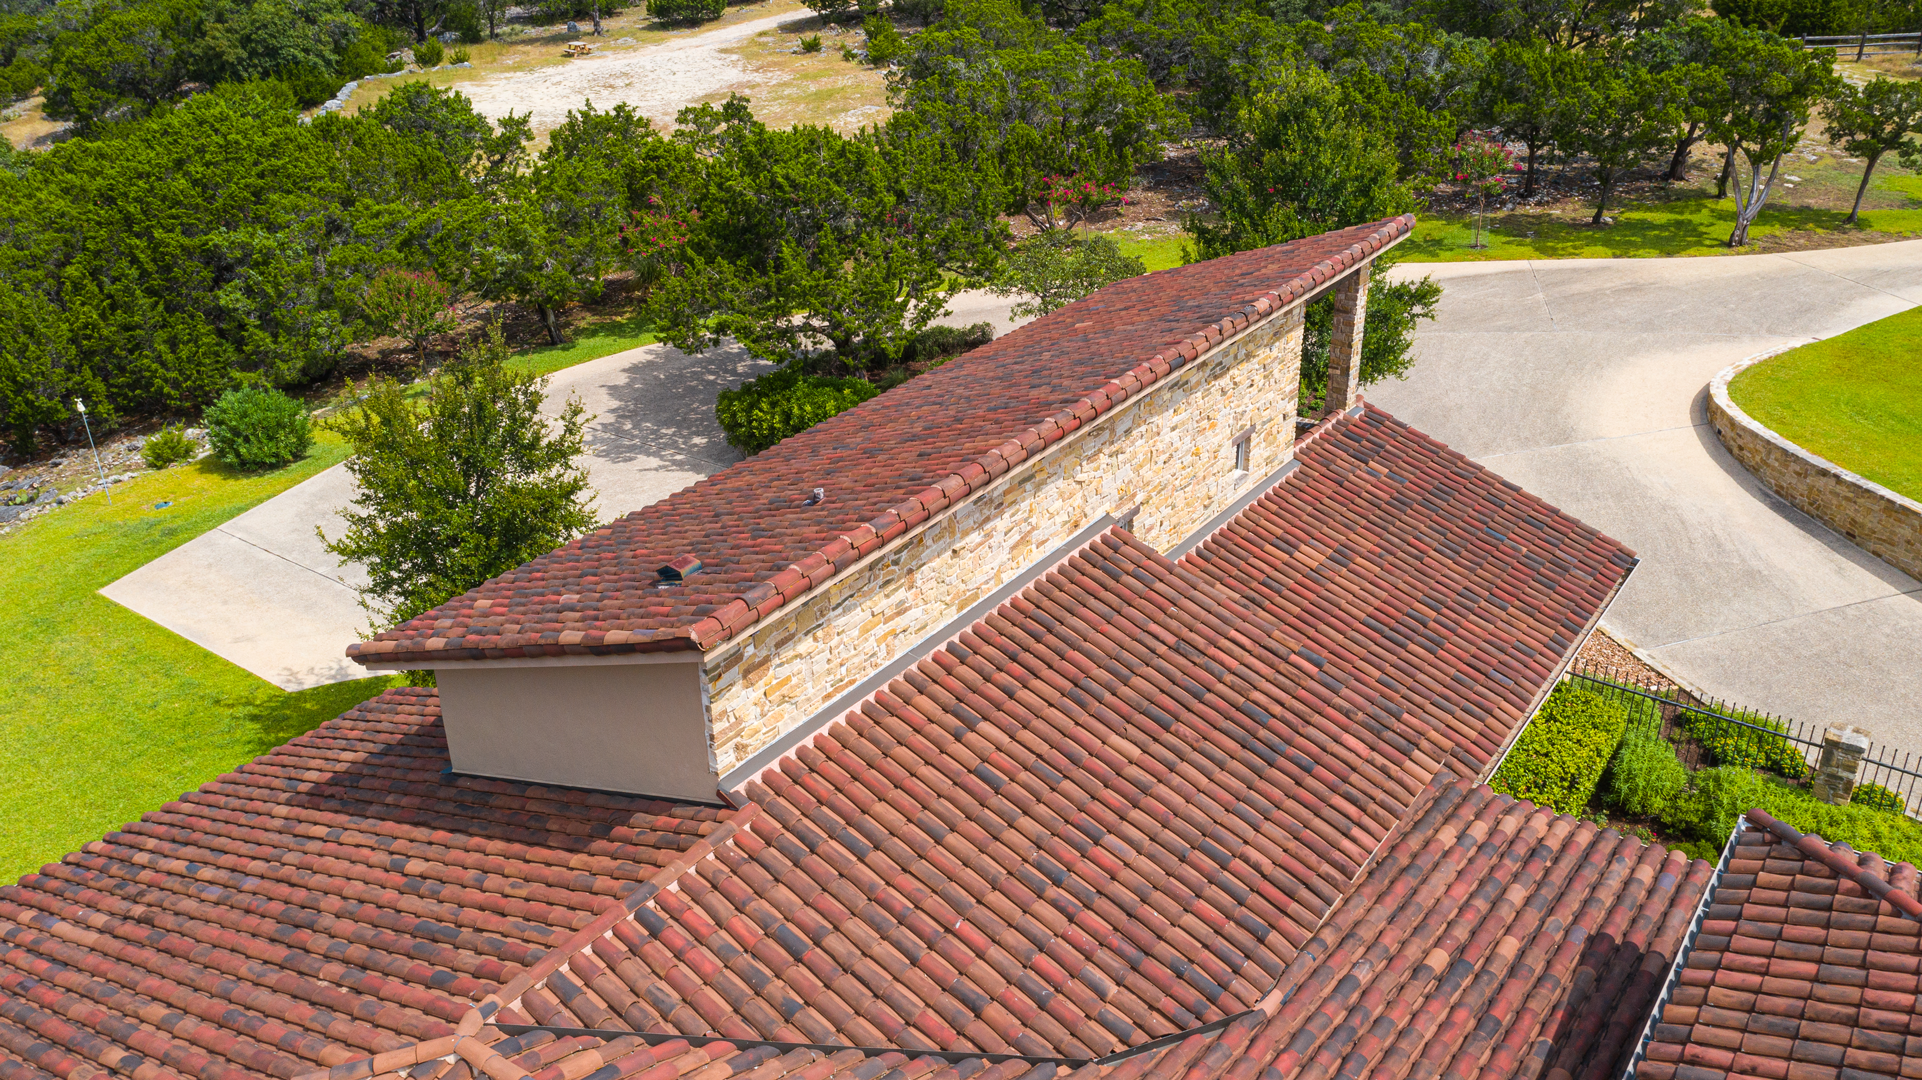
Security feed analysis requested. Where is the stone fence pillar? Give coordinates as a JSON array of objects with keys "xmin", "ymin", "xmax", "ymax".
[
  {"xmin": 1812, "ymin": 725, "xmax": 1872, "ymax": 804},
  {"xmin": 1320, "ymin": 260, "xmax": 1371, "ymax": 418}
]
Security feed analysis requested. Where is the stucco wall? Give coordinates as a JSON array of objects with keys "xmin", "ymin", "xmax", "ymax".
[
  {"xmin": 701, "ymin": 305, "xmax": 1307, "ymax": 777},
  {"xmin": 437, "ymin": 659, "xmax": 714, "ymax": 800},
  {"xmin": 1709, "ymin": 357, "xmax": 1922, "ymax": 585}
]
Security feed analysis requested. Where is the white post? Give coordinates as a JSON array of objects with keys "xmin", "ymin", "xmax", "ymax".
[{"xmin": 74, "ymin": 398, "xmax": 109, "ymax": 506}]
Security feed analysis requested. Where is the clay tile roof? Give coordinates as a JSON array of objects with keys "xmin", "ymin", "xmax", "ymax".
[
  {"xmin": 297, "ymin": 778, "xmax": 1714, "ymax": 1080},
  {"xmin": 346, "ymin": 215, "xmax": 1416, "ymax": 669},
  {"xmin": 1190, "ymin": 404, "xmax": 1638, "ymax": 781},
  {"xmin": 483, "ymin": 527, "xmax": 1431, "ymax": 1062},
  {"xmin": 1082, "ymin": 777, "xmax": 1716, "ymax": 1080},
  {"xmin": 1639, "ymin": 809, "xmax": 1922, "ymax": 1080},
  {"xmin": 0, "ymin": 404, "xmax": 1641, "ymax": 1080},
  {"xmin": 0, "ymin": 690, "xmax": 733, "ymax": 1080}
]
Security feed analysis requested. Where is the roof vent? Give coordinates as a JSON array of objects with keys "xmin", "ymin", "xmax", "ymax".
[
  {"xmin": 803, "ymin": 487, "xmax": 825, "ymax": 506},
  {"xmin": 658, "ymin": 554, "xmax": 703, "ymax": 582}
]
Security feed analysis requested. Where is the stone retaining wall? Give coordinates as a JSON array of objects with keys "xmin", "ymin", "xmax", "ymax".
[
  {"xmin": 703, "ymin": 305, "xmax": 1306, "ymax": 777},
  {"xmin": 1708, "ymin": 355, "xmax": 1922, "ymax": 584}
]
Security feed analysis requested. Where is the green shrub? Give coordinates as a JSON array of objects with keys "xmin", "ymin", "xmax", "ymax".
[
  {"xmin": 863, "ymin": 14, "xmax": 904, "ymax": 63},
  {"xmin": 1658, "ymin": 766, "xmax": 1922, "ymax": 864},
  {"xmin": 1603, "ymin": 725, "xmax": 1688, "ymax": 818},
  {"xmin": 800, "ymin": 33, "xmax": 824, "ymax": 52},
  {"xmin": 1662, "ymin": 766, "xmax": 1778, "ymax": 845},
  {"xmin": 899, "ymin": 322, "xmax": 993, "ymax": 367},
  {"xmin": 1673, "ymin": 838, "xmax": 1725, "ymax": 863},
  {"xmin": 1767, "ymin": 796, "xmax": 1922, "ymax": 865},
  {"xmin": 648, "ymin": 0, "xmax": 725, "ymax": 24},
  {"xmin": 1490, "ymin": 682, "xmax": 1632, "ymax": 815},
  {"xmin": 445, "ymin": 0, "xmax": 486, "ymax": 42},
  {"xmin": 413, "ymin": 37, "xmax": 445, "ymax": 67},
  {"xmin": 1852, "ymin": 782, "xmax": 1906, "ymax": 815},
  {"xmin": 715, "ymin": 365, "xmax": 880, "ymax": 456},
  {"xmin": 1678, "ymin": 706, "xmax": 1810, "ymax": 779},
  {"xmin": 140, "ymin": 426, "xmax": 197, "ymax": 469},
  {"xmin": 279, "ymin": 64, "xmax": 344, "ymax": 108},
  {"xmin": 449, "ymin": 47, "xmax": 472, "ymax": 64},
  {"xmin": 205, "ymin": 387, "xmax": 313, "ymax": 470}
]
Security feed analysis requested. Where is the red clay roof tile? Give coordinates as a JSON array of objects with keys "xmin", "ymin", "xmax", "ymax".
[
  {"xmin": 3, "ymin": 404, "xmax": 1644, "ymax": 1080},
  {"xmin": 348, "ymin": 217, "xmax": 1414, "ymax": 668},
  {"xmin": 1640, "ymin": 810, "xmax": 1922, "ymax": 1080}
]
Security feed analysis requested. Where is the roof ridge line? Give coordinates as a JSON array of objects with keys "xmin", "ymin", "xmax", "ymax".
[
  {"xmin": 295, "ymin": 806, "xmax": 761, "ymax": 1080},
  {"xmin": 677, "ymin": 215, "xmax": 1415, "ymax": 652},
  {"xmin": 1743, "ymin": 807, "xmax": 1922, "ymax": 919}
]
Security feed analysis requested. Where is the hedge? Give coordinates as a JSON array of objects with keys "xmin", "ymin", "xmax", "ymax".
[
  {"xmin": 715, "ymin": 365, "xmax": 881, "ymax": 456},
  {"xmin": 1602, "ymin": 725, "xmax": 1687, "ymax": 818},
  {"xmin": 1663, "ymin": 766, "xmax": 1922, "ymax": 864},
  {"xmin": 1677, "ymin": 705, "xmax": 1810, "ymax": 779},
  {"xmin": 1490, "ymin": 682, "xmax": 1632, "ymax": 816}
]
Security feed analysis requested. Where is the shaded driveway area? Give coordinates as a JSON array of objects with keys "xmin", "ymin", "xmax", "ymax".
[
  {"xmin": 101, "ymin": 342, "xmax": 771, "ymax": 690},
  {"xmin": 1371, "ymin": 243, "xmax": 1922, "ymax": 746}
]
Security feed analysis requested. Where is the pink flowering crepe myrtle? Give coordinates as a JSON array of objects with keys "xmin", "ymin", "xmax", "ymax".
[
  {"xmin": 1029, "ymin": 173, "xmax": 1130, "ymax": 231},
  {"xmin": 1452, "ymin": 132, "xmax": 1520, "ymax": 250}
]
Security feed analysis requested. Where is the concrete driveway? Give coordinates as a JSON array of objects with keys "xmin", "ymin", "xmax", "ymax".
[
  {"xmin": 1371, "ymin": 243, "xmax": 1922, "ymax": 746},
  {"xmin": 101, "ymin": 341, "xmax": 771, "ymax": 690}
]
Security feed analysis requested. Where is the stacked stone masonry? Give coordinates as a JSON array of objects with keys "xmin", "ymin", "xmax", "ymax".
[
  {"xmin": 1709, "ymin": 357, "xmax": 1922, "ymax": 585},
  {"xmin": 1320, "ymin": 259, "xmax": 1370, "ymax": 418},
  {"xmin": 704, "ymin": 306, "xmax": 1306, "ymax": 777}
]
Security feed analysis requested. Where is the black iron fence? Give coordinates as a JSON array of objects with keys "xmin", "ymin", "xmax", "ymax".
[
  {"xmin": 1798, "ymin": 30, "xmax": 1922, "ymax": 58},
  {"xmin": 1563, "ymin": 659, "xmax": 1922, "ymax": 817}
]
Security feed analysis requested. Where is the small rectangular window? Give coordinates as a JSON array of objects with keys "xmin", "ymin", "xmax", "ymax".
[{"xmin": 1230, "ymin": 427, "xmax": 1255, "ymax": 474}]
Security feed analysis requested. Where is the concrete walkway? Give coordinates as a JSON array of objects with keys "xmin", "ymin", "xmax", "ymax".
[
  {"xmin": 102, "ymin": 341, "xmax": 770, "ymax": 690},
  {"xmin": 1371, "ymin": 243, "xmax": 1922, "ymax": 747}
]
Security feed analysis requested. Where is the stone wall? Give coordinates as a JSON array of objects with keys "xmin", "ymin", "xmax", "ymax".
[
  {"xmin": 1709, "ymin": 356, "xmax": 1922, "ymax": 584},
  {"xmin": 702, "ymin": 305, "xmax": 1306, "ymax": 778}
]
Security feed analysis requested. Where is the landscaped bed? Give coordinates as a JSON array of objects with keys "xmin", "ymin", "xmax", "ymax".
[
  {"xmin": 1491, "ymin": 662, "xmax": 1922, "ymax": 864},
  {"xmin": 1729, "ymin": 305, "xmax": 1922, "ymax": 502}
]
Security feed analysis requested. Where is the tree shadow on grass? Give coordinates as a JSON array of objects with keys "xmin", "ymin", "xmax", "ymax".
[{"xmin": 231, "ymin": 674, "xmax": 405, "ymax": 759}]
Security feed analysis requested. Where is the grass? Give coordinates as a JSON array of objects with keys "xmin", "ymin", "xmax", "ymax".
[
  {"xmin": 0, "ymin": 314, "xmax": 644, "ymax": 884},
  {"xmin": 1112, "ymin": 233, "xmax": 1190, "ymax": 273},
  {"xmin": 510, "ymin": 311, "xmax": 659, "ymax": 376},
  {"xmin": 1401, "ymin": 195, "xmax": 1922, "ymax": 261},
  {"xmin": 1729, "ymin": 306, "xmax": 1922, "ymax": 502},
  {"xmin": 0, "ymin": 436, "xmax": 402, "ymax": 884}
]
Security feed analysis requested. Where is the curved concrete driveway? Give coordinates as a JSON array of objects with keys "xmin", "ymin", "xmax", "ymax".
[{"xmin": 1371, "ymin": 242, "xmax": 1922, "ymax": 746}]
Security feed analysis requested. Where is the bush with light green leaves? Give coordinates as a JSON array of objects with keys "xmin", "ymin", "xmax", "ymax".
[{"xmin": 1491, "ymin": 682, "xmax": 1632, "ymax": 816}]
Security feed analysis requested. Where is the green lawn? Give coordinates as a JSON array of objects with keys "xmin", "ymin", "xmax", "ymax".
[
  {"xmin": 1402, "ymin": 194, "xmax": 1922, "ymax": 262},
  {"xmin": 1107, "ymin": 157, "xmax": 1922, "ymax": 267},
  {"xmin": 0, "ymin": 324, "xmax": 653, "ymax": 885},
  {"xmin": 511, "ymin": 311, "xmax": 659, "ymax": 377},
  {"xmin": 1729, "ymin": 306, "xmax": 1922, "ymax": 502},
  {"xmin": 1108, "ymin": 197, "xmax": 1922, "ymax": 269},
  {"xmin": 0, "ymin": 438, "xmax": 403, "ymax": 882}
]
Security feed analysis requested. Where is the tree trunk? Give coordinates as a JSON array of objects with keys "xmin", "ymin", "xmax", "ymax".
[
  {"xmin": 1729, "ymin": 130, "xmax": 1790, "ymax": 247},
  {"xmin": 1667, "ymin": 122, "xmax": 1701, "ymax": 182},
  {"xmin": 591, "ymin": 1, "xmax": 603, "ymax": 33},
  {"xmin": 1716, "ymin": 147, "xmax": 1735, "ymax": 198},
  {"xmin": 1847, "ymin": 152, "xmax": 1881, "ymax": 224},
  {"xmin": 1592, "ymin": 169, "xmax": 1611, "ymax": 225},
  {"xmin": 539, "ymin": 304, "xmax": 561, "ymax": 345}
]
